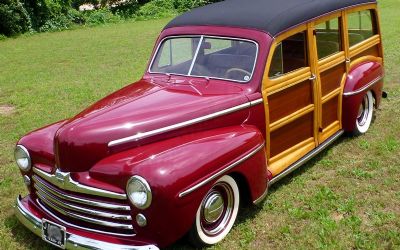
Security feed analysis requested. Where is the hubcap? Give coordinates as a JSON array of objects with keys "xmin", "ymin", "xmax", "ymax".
[
  {"xmin": 357, "ymin": 95, "xmax": 369, "ymax": 126},
  {"xmin": 200, "ymin": 183, "xmax": 234, "ymax": 236},
  {"xmin": 203, "ymin": 192, "xmax": 225, "ymax": 224}
]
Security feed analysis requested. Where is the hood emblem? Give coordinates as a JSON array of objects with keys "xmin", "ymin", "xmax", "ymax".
[{"xmin": 54, "ymin": 168, "xmax": 70, "ymax": 187}]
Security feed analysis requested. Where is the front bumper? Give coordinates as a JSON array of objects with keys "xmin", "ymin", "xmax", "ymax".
[{"xmin": 15, "ymin": 195, "xmax": 159, "ymax": 250}]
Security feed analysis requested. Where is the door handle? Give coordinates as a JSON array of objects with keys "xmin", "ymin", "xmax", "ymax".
[
  {"xmin": 309, "ymin": 74, "xmax": 317, "ymax": 81},
  {"xmin": 345, "ymin": 58, "xmax": 351, "ymax": 64}
]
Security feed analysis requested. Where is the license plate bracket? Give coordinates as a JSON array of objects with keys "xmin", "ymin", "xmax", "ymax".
[{"xmin": 42, "ymin": 219, "xmax": 66, "ymax": 249}]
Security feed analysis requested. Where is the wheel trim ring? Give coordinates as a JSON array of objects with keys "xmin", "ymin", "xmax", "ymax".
[
  {"xmin": 357, "ymin": 95, "xmax": 370, "ymax": 126},
  {"xmin": 200, "ymin": 183, "xmax": 234, "ymax": 237}
]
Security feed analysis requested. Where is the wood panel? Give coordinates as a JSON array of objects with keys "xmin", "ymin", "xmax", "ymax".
[
  {"xmin": 270, "ymin": 113, "xmax": 314, "ymax": 158},
  {"xmin": 268, "ymin": 80, "xmax": 313, "ymax": 123},
  {"xmin": 322, "ymin": 96, "xmax": 339, "ymax": 129},
  {"xmin": 320, "ymin": 63, "xmax": 346, "ymax": 96},
  {"xmin": 350, "ymin": 45, "xmax": 380, "ymax": 61}
]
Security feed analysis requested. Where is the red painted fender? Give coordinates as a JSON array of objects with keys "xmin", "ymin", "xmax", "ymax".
[
  {"xmin": 342, "ymin": 61, "xmax": 384, "ymax": 132},
  {"xmin": 89, "ymin": 125, "xmax": 267, "ymax": 247}
]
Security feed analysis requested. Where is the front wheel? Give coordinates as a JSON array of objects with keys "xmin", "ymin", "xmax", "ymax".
[
  {"xmin": 188, "ymin": 175, "xmax": 240, "ymax": 247},
  {"xmin": 353, "ymin": 91, "xmax": 374, "ymax": 135}
]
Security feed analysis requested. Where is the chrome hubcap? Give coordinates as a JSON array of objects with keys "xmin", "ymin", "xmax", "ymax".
[
  {"xmin": 357, "ymin": 95, "xmax": 369, "ymax": 126},
  {"xmin": 203, "ymin": 192, "xmax": 224, "ymax": 224},
  {"xmin": 200, "ymin": 182, "xmax": 234, "ymax": 236}
]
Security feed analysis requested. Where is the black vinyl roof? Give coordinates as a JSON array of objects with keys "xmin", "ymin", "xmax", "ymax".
[{"xmin": 165, "ymin": 0, "xmax": 376, "ymax": 36}]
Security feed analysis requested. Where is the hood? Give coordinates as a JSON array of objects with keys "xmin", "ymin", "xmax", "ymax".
[{"xmin": 54, "ymin": 77, "xmax": 250, "ymax": 172}]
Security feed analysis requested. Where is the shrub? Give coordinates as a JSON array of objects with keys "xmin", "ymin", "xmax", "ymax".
[
  {"xmin": 110, "ymin": 0, "xmax": 139, "ymax": 19},
  {"xmin": 0, "ymin": 0, "xmax": 31, "ymax": 36},
  {"xmin": 67, "ymin": 8, "xmax": 86, "ymax": 24},
  {"xmin": 85, "ymin": 8, "xmax": 121, "ymax": 25},
  {"xmin": 137, "ymin": 0, "xmax": 176, "ymax": 19},
  {"xmin": 39, "ymin": 15, "xmax": 72, "ymax": 32}
]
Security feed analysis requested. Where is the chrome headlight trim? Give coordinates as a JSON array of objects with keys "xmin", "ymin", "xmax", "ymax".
[
  {"xmin": 14, "ymin": 145, "xmax": 31, "ymax": 172},
  {"xmin": 126, "ymin": 175, "xmax": 152, "ymax": 210}
]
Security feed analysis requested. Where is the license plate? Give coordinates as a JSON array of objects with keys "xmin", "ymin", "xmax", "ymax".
[{"xmin": 42, "ymin": 219, "xmax": 66, "ymax": 249}]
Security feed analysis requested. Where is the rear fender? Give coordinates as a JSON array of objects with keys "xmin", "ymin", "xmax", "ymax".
[
  {"xmin": 90, "ymin": 125, "xmax": 266, "ymax": 247},
  {"xmin": 342, "ymin": 60, "xmax": 384, "ymax": 132}
]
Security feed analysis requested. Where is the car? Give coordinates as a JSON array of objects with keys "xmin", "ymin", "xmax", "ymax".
[{"xmin": 14, "ymin": 0, "xmax": 385, "ymax": 249}]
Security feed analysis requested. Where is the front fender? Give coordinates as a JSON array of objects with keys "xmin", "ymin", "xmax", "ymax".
[
  {"xmin": 342, "ymin": 60, "xmax": 384, "ymax": 132},
  {"xmin": 90, "ymin": 125, "xmax": 266, "ymax": 247}
]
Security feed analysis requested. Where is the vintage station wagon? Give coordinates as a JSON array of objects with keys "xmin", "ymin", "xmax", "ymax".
[{"xmin": 14, "ymin": 0, "xmax": 385, "ymax": 249}]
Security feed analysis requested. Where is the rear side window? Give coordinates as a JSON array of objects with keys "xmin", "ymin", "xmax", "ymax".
[
  {"xmin": 269, "ymin": 31, "xmax": 308, "ymax": 78},
  {"xmin": 315, "ymin": 17, "xmax": 342, "ymax": 59},
  {"xmin": 347, "ymin": 10, "xmax": 377, "ymax": 47}
]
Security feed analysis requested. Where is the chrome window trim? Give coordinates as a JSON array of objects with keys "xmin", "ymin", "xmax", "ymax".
[
  {"xmin": 179, "ymin": 143, "xmax": 265, "ymax": 198},
  {"xmin": 33, "ymin": 175, "xmax": 131, "ymax": 211},
  {"xmin": 108, "ymin": 99, "xmax": 263, "ymax": 147},
  {"xmin": 35, "ymin": 186, "xmax": 132, "ymax": 220},
  {"xmin": 33, "ymin": 167, "xmax": 127, "ymax": 200},
  {"xmin": 269, "ymin": 130, "xmax": 344, "ymax": 186},
  {"xmin": 148, "ymin": 35, "xmax": 260, "ymax": 84},
  {"xmin": 37, "ymin": 196, "xmax": 134, "ymax": 230},
  {"xmin": 343, "ymin": 75, "xmax": 383, "ymax": 96}
]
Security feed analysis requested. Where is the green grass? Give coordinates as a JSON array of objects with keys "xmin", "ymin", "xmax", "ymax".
[{"xmin": 0, "ymin": 0, "xmax": 399, "ymax": 249}]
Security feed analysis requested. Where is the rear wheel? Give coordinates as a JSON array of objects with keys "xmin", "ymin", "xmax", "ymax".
[
  {"xmin": 353, "ymin": 91, "xmax": 374, "ymax": 135},
  {"xmin": 188, "ymin": 175, "xmax": 239, "ymax": 247}
]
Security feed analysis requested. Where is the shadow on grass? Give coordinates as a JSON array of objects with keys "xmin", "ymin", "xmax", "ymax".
[{"xmin": 4, "ymin": 214, "xmax": 56, "ymax": 250}]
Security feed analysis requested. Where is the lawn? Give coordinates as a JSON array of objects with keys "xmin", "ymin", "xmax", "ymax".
[{"xmin": 0, "ymin": 0, "xmax": 399, "ymax": 249}]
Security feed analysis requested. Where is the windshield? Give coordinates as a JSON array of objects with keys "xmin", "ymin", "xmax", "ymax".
[{"xmin": 149, "ymin": 36, "xmax": 258, "ymax": 83}]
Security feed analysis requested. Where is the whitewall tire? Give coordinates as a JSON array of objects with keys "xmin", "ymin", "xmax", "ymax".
[
  {"xmin": 354, "ymin": 91, "xmax": 374, "ymax": 135},
  {"xmin": 188, "ymin": 175, "xmax": 240, "ymax": 247}
]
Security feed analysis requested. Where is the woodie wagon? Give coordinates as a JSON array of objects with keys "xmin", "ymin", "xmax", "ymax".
[{"xmin": 14, "ymin": 0, "xmax": 385, "ymax": 248}]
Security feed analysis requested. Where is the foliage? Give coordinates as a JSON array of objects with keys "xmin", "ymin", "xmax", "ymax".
[
  {"xmin": 85, "ymin": 8, "xmax": 121, "ymax": 25},
  {"xmin": 137, "ymin": 0, "xmax": 176, "ymax": 19},
  {"xmin": 0, "ymin": 0, "xmax": 221, "ymax": 37},
  {"xmin": 0, "ymin": 0, "xmax": 31, "ymax": 36}
]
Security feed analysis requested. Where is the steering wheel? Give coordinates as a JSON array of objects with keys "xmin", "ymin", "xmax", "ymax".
[{"xmin": 224, "ymin": 68, "xmax": 252, "ymax": 80}]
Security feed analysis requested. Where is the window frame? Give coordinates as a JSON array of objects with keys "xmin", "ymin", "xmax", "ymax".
[
  {"xmin": 346, "ymin": 9, "xmax": 378, "ymax": 48},
  {"xmin": 148, "ymin": 35, "xmax": 260, "ymax": 84}
]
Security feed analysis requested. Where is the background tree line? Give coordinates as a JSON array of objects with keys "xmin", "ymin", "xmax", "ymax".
[{"xmin": 0, "ymin": 0, "xmax": 221, "ymax": 37}]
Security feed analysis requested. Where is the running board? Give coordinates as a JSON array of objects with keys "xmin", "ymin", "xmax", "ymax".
[{"xmin": 268, "ymin": 130, "xmax": 344, "ymax": 186}]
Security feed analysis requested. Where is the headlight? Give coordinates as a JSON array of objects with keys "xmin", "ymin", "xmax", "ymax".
[
  {"xmin": 126, "ymin": 176, "xmax": 152, "ymax": 209},
  {"xmin": 14, "ymin": 145, "xmax": 31, "ymax": 172}
]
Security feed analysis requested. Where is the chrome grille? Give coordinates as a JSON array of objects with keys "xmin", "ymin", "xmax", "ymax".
[{"xmin": 33, "ymin": 174, "xmax": 135, "ymax": 236}]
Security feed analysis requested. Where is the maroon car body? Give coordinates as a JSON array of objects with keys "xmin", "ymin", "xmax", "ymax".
[{"xmin": 14, "ymin": 0, "xmax": 384, "ymax": 249}]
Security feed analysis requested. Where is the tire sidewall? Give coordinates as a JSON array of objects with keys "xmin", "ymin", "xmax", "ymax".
[
  {"xmin": 194, "ymin": 175, "xmax": 240, "ymax": 245},
  {"xmin": 355, "ymin": 91, "xmax": 374, "ymax": 134}
]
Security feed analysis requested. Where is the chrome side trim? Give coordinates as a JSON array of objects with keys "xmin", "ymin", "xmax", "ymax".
[
  {"xmin": 343, "ymin": 75, "xmax": 383, "ymax": 96},
  {"xmin": 33, "ymin": 176, "xmax": 131, "ymax": 211},
  {"xmin": 109, "ymin": 102, "xmax": 254, "ymax": 147},
  {"xmin": 253, "ymin": 186, "xmax": 268, "ymax": 205},
  {"xmin": 179, "ymin": 143, "xmax": 265, "ymax": 198},
  {"xmin": 37, "ymin": 196, "xmax": 134, "ymax": 230},
  {"xmin": 35, "ymin": 187, "xmax": 132, "ymax": 220},
  {"xmin": 250, "ymin": 98, "xmax": 263, "ymax": 106},
  {"xmin": 33, "ymin": 168, "xmax": 127, "ymax": 200},
  {"xmin": 269, "ymin": 130, "xmax": 344, "ymax": 186},
  {"xmin": 15, "ymin": 196, "xmax": 159, "ymax": 249}
]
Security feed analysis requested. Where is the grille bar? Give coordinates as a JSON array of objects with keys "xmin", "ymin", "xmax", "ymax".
[
  {"xmin": 33, "ymin": 176, "xmax": 131, "ymax": 211},
  {"xmin": 37, "ymin": 193, "xmax": 134, "ymax": 230},
  {"xmin": 35, "ymin": 185, "xmax": 132, "ymax": 221},
  {"xmin": 36, "ymin": 199, "xmax": 136, "ymax": 237},
  {"xmin": 33, "ymin": 167, "xmax": 127, "ymax": 200}
]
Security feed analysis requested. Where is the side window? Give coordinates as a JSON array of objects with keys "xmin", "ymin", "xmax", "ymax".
[
  {"xmin": 269, "ymin": 31, "xmax": 308, "ymax": 78},
  {"xmin": 315, "ymin": 18, "xmax": 342, "ymax": 59},
  {"xmin": 347, "ymin": 10, "xmax": 377, "ymax": 47}
]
